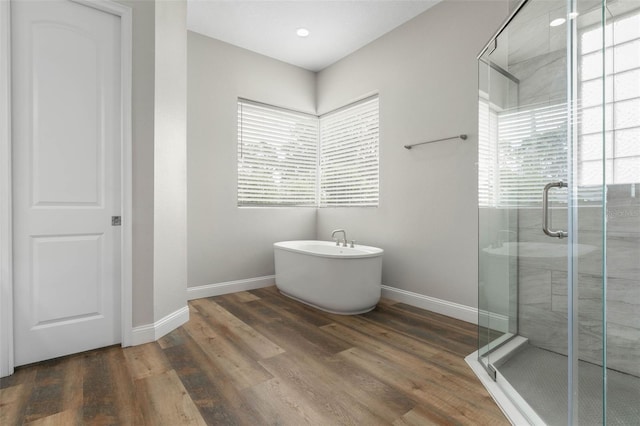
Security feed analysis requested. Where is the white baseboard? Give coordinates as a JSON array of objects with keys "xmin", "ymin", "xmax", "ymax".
[
  {"xmin": 187, "ymin": 275, "xmax": 275, "ymax": 300},
  {"xmin": 381, "ymin": 285, "xmax": 479, "ymax": 324},
  {"xmin": 130, "ymin": 305, "xmax": 189, "ymax": 346}
]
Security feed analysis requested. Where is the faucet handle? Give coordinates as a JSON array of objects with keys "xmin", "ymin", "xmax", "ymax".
[
  {"xmin": 333, "ymin": 238, "xmax": 340, "ymax": 246},
  {"xmin": 350, "ymin": 240, "xmax": 356, "ymax": 248}
]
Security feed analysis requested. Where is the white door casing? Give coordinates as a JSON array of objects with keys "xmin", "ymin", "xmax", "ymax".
[
  {"xmin": 0, "ymin": 0, "xmax": 14, "ymax": 377},
  {"xmin": 0, "ymin": 0, "xmax": 132, "ymax": 373}
]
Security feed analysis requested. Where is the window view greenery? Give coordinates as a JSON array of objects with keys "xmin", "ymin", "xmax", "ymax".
[
  {"xmin": 237, "ymin": 100, "xmax": 318, "ymax": 206},
  {"xmin": 237, "ymin": 96, "xmax": 379, "ymax": 207},
  {"xmin": 478, "ymin": 100, "xmax": 568, "ymax": 207}
]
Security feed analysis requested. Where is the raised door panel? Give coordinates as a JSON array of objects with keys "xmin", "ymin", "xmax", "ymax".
[
  {"xmin": 31, "ymin": 23, "xmax": 103, "ymax": 206},
  {"xmin": 31, "ymin": 235, "xmax": 103, "ymax": 326}
]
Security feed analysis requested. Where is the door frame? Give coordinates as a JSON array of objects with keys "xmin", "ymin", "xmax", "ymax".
[{"xmin": 0, "ymin": 0, "xmax": 133, "ymax": 377}]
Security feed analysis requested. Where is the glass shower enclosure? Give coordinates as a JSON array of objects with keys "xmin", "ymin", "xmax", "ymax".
[{"xmin": 476, "ymin": 0, "xmax": 640, "ymax": 423}]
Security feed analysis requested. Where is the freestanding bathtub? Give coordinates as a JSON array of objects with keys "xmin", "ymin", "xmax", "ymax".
[{"xmin": 274, "ymin": 240, "xmax": 383, "ymax": 314}]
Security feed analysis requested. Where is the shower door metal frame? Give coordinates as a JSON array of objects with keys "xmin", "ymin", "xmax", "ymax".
[
  {"xmin": 475, "ymin": 0, "xmax": 529, "ymax": 380},
  {"xmin": 478, "ymin": 0, "xmax": 532, "ymax": 59}
]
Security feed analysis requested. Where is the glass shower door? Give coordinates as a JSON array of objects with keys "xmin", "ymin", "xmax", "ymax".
[
  {"xmin": 477, "ymin": 0, "xmax": 609, "ymax": 422},
  {"xmin": 477, "ymin": 54, "xmax": 519, "ymax": 375}
]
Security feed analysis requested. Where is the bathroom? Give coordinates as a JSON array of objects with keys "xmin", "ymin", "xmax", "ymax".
[
  {"xmin": 1, "ymin": 0, "xmax": 503, "ymax": 370},
  {"xmin": 189, "ymin": 0, "xmax": 639, "ymax": 421},
  {"xmin": 186, "ymin": 0, "xmax": 495, "ymax": 318},
  {"xmin": 0, "ymin": 0, "xmax": 638, "ymax": 423}
]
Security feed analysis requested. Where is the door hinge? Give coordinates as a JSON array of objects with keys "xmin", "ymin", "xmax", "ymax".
[{"xmin": 487, "ymin": 364, "xmax": 497, "ymax": 381}]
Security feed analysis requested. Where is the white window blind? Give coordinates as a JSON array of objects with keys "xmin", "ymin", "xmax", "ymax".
[
  {"xmin": 319, "ymin": 96, "xmax": 379, "ymax": 207},
  {"xmin": 496, "ymin": 103, "xmax": 568, "ymax": 207},
  {"xmin": 478, "ymin": 101, "xmax": 568, "ymax": 208},
  {"xmin": 478, "ymin": 98, "xmax": 499, "ymax": 207},
  {"xmin": 237, "ymin": 100, "xmax": 318, "ymax": 206}
]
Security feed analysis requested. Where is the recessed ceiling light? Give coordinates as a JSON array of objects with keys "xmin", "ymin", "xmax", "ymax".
[
  {"xmin": 550, "ymin": 18, "xmax": 566, "ymax": 27},
  {"xmin": 296, "ymin": 28, "xmax": 310, "ymax": 38}
]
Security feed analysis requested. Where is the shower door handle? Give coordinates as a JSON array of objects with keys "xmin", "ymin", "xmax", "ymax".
[{"xmin": 543, "ymin": 182, "xmax": 568, "ymax": 239}]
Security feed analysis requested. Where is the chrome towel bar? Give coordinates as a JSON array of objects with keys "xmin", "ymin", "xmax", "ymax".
[{"xmin": 404, "ymin": 134, "xmax": 467, "ymax": 150}]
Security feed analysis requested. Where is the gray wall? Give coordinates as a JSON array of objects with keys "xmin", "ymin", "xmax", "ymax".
[
  {"xmin": 116, "ymin": 0, "xmax": 188, "ymax": 327},
  {"xmin": 153, "ymin": 0, "xmax": 188, "ymax": 321},
  {"xmin": 187, "ymin": 32, "xmax": 317, "ymax": 288},
  {"xmin": 117, "ymin": 0, "xmax": 155, "ymax": 327},
  {"xmin": 518, "ymin": 197, "xmax": 640, "ymax": 377},
  {"xmin": 315, "ymin": 0, "xmax": 509, "ymax": 308}
]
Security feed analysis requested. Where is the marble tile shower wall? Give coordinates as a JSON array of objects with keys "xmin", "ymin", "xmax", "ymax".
[
  {"xmin": 518, "ymin": 188, "xmax": 640, "ymax": 377},
  {"xmin": 604, "ymin": 185, "xmax": 640, "ymax": 376},
  {"xmin": 509, "ymin": 49, "xmax": 566, "ymax": 107},
  {"xmin": 511, "ymin": 50, "xmax": 639, "ymax": 377}
]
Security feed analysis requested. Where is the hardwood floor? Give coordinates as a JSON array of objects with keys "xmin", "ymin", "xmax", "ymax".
[{"xmin": 1, "ymin": 286, "xmax": 508, "ymax": 425}]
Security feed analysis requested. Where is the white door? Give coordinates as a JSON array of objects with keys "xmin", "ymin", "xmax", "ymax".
[{"xmin": 12, "ymin": 0, "xmax": 122, "ymax": 366}]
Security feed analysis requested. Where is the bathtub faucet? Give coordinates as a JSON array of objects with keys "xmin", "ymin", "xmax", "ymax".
[{"xmin": 331, "ymin": 229, "xmax": 347, "ymax": 247}]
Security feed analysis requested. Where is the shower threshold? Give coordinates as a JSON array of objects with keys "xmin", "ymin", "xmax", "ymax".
[
  {"xmin": 467, "ymin": 337, "xmax": 640, "ymax": 425},
  {"xmin": 466, "ymin": 336, "xmax": 542, "ymax": 424}
]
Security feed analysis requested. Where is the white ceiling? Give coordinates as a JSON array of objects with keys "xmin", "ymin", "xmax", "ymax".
[{"xmin": 187, "ymin": 1, "xmax": 442, "ymax": 72}]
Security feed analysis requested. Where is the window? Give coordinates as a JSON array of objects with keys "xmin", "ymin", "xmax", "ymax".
[
  {"xmin": 478, "ymin": 97, "xmax": 569, "ymax": 207},
  {"xmin": 237, "ymin": 100, "xmax": 318, "ymax": 206},
  {"xmin": 580, "ymin": 11, "xmax": 640, "ymax": 186},
  {"xmin": 320, "ymin": 96, "xmax": 379, "ymax": 207},
  {"xmin": 237, "ymin": 96, "xmax": 380, "ymax": 207},
  {"xmin": 494, "ymin": 103, "xmax": 568, "ymax": 207},
  {"xmin": 478, "ymin": 9, "xmax": 640, "ymax": 208}
]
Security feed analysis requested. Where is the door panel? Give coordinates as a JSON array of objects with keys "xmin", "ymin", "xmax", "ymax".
[
  {"xmin": 32, "ymin": 22, "xmax": 103, "ymax": 206},
  {"xmin": 12, "ymin": 0, "xmax": 121, "ymax": 366},
  {"xmin": 32, "ymin": 234, "xmax": 103, "ymax": 325}
]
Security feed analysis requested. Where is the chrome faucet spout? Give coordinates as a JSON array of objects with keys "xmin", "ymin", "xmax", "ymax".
[{"xmin": 331, "ymin": 229, "xmax": 347, "ymax": 247}]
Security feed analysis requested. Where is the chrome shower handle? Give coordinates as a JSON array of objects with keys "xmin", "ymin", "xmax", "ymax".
[{"xmin": 543, "ymin": 181, "xmax": 568, "ymax": 239}]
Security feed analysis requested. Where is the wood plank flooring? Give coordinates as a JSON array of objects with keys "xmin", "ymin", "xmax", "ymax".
[{"xmin": 0, "ymin": 286, "xmax": 508, "ymax": 425}]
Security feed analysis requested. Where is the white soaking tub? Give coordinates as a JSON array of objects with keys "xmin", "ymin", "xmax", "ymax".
[{"xmin": 273, "ymin": 240, "xmax": 383, "ymax": 314}]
